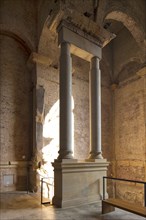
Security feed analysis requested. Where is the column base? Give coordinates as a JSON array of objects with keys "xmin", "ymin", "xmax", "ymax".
[
  {"xmin": 52, "ymin": 159, "xmax": 109, "ymax": 208},
  {"xmin": 57, "ymin": 152, "xmax": 74, "ymax": 160},
  {"xmin": 54, "ymin": 159, "xmax": 78, "ymax": 163},
  {"xmin": 88, "ymin": 152, "xmax": 103, "ymax": 160},
  {"xmin": 53, "ymin": 194, "xmax": 101, "ymax": 208}
]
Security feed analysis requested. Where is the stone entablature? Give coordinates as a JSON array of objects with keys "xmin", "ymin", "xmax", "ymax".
[
  {"xmin": 57, "ymin": 20, "xmax": 101, "ymax": 61},
  {"xmin": 46, "ymin": 1, "xmax": 115, "ymax": 47}
]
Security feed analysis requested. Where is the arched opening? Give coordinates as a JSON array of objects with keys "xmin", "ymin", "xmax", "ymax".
[
  {"xmin": 104, "ymin": 10, "xmax": 146, "ymax": 60},
  {"xmin": 103, "ymin": 14, "xmax": 145, "ymax": 82}
]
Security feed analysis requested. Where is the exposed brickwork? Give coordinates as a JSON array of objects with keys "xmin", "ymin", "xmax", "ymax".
[
  {"xmin": 0, "ymin": 0, "xmax": 37, "ymax": 50},
  {"xmin": 0, "ymin": 35, "xmax": 32, "ymax": 162},
  {"xmin": 110, "ymin": 77, "xmax": 146, "ymax": 204},
  {"xmin": 0, "ymin": 35, "xmax": 32, "ymax": 191},
  {"xmin": 115, "ymin": 78, "xmax": 145, "ymax": 162}
]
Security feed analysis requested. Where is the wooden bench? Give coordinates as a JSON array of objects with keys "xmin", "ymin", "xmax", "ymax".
[{"xmin": 102, "ymin": 198, "xmax": 146, "ymax": 217}]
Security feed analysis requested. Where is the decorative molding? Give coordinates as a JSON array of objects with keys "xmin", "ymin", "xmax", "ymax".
[
  {"xmin": 52, "ymin": 159, "xmax": 109, "ymax": 173},
  {"xmin": 46, "ymin": 3, "xmax": 115, "ymax": 47},
  {"xmin": 0, "ymin": 161, "xmax": 31, "ymax": 168},
  {"xmin": 58, "ymin": 22, "xmax": 102, "ymax": 61}
]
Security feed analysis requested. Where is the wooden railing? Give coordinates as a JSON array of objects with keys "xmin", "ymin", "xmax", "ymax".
[{"xmin": 102, "ymin": 176, "xmax": 146, "ymax": 217}]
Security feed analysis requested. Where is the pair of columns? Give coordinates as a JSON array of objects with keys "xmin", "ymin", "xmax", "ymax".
[{"xmin": 57, "ymin": 42, "xmax": 102, "ymax": 160}]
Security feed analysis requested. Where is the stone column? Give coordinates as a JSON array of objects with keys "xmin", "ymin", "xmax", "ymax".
[
  {"xmin": 89, "ymin": 56, "xmax": 103, "ymax": 159},
  {"xmin": 58, "ymin": 42, "xmax": 73, "ymax": 160}
]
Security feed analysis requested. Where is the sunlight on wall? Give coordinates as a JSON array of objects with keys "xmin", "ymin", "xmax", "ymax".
[{"xmin": 38, "ymin": 98, "xmax": 74, "ymax": 202}]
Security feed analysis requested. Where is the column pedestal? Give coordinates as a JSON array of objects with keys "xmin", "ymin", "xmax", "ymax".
[{"xmin": 52, "ymin": 160, "xmax": 109, "ymax": 208}]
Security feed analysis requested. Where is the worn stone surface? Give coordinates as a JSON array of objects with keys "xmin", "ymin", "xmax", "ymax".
[{"xmin": 1, "ymin": 193, "xmax": 146, "ymax": 220}]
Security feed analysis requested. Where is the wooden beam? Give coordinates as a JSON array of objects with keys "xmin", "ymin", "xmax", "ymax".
[{"xmin": 102, "ymin": 198, "xmax": 146, "ymax": 217}]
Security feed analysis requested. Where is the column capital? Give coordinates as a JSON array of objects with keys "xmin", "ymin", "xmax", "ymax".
[
  {"xmin": 91, "ymin": 56, "xmax": 100, "ymax": 68},
  {"xmin": 27, "ymin": 52, "xmax": 52, "ymax": 67},
  {"xmin": 60, "ymin": 41, "xmax": 71, "ymax": 55}
]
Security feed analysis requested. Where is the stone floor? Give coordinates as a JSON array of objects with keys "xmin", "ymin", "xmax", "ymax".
[{"xmin": 0, "ymin": 193, "xmax": 145, "ymax": 220}]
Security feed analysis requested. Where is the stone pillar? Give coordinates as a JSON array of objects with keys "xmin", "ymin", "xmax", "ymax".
[
  {"xmin": 58, "ymin": 42, "xmax": 73, "ymax": 160},
  {"xmin": 89, "ymin": 56, "xmax": 103, "ymax": 159}
]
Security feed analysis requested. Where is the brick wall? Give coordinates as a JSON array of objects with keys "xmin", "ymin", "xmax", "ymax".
[{"xmin": 0, "ymin": 35, "xmax": 32, "ymax": 191}]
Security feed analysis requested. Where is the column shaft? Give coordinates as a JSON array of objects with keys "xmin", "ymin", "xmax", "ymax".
[
  {"xmin": 58, "ymin": 42, "xmax": 73, "ymax": 159},
  {"xmin": 89, "ymin": 56, "xmax": 103, "ymax": 159}
]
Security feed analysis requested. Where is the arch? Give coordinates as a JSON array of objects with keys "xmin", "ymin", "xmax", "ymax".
[
  {"xmin": 37, "ymin": 0, "xmax": 59, "ymax": 44},
  {"xmin": 37, "ymin": 15, "xmax": 60, "ymax": 69},
  {"xmin": 104, "ymin": 10, "xmax": 146, "ymax": 52},
  {"xmin": 0, "ymin": 30, "xmax": 32, "ymax": 56}
]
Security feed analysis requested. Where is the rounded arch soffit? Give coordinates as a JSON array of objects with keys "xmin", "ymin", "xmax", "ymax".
[
  {"xmin": 0, "ymin": 29, "xmax": 32, "ymax": 56},
  {"xmin": 104, "ymin": 10, "xmax": 145, "ymax": 49}
]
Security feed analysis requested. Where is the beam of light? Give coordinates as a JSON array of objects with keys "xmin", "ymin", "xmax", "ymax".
[{"xmin": 37, "ymin": 98, "xmax": 74, "ymax": 203}]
